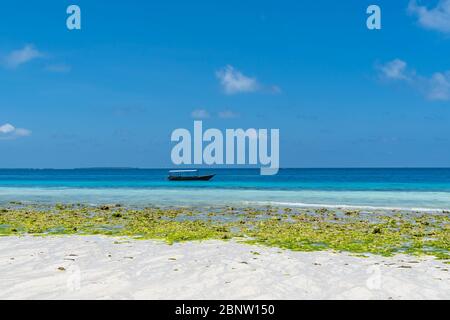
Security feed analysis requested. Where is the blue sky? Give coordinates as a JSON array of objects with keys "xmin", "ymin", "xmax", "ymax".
[{"xmin": 1, "ymin": 0, "xmax": 450, "ymax": 168}]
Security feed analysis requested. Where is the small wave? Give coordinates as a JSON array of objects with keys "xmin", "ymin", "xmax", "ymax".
[
  {"xmin": 244, "ymin": 201, "xmax": 448, "ymax": 213},
  {"xmin": 1, "ymin": 187, "xmax": 449, "ymax": 212}
]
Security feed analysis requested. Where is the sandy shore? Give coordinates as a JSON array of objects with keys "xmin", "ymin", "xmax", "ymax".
[{"xmin": 0, "ymin": 235, "xmax": 448, "ymax": 299}]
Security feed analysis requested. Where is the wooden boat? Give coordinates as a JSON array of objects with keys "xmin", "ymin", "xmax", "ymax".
[{"xmin": 168, "ymin": 170, "xmax": 215, "ymax": 181}]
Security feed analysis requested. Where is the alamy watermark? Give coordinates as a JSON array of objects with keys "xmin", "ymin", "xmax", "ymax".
[
  {"xmin": 171, "ymin": 121, "xmax": 279, "ymax": 175},
  {"xmin": 66, "ymin": 5, "xmax": 81, "ymax": 30},
  {"xmin": 64, "ymin": 4, "xmax": 380, "ymax": 31},
  {"xmin": 366, "ymin": 265, "xmax": 382, "ymax": 290}
]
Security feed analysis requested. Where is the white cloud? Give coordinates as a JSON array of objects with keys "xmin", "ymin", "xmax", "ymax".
[
  {"xmin": 378, "ymin": 59, "xmax": 412, "ymax": 81},
  {"xmin": 191, "ymin": 109, "xmax": 210, "ymax": 119},
  {"xmin": 269, "ymin": 85, "xmax": 282, "ymax": 94},
  {"xmin": 14, "ymin": 128, "xmax": 32, "ymax": 137},
  {"xmin": 3, "ymin": 45, "xmax": 43, "ymax": 69},
  {"xmin": 428, "ymin": 71, "xmax": 450, "ymax": 100},
  {"xmin": 0, "ymin": 123, "xmax": 32, "ymax": 140},
  {"xmin": 218, "ymin": 110, "xmax": 240, "ymax": 119},
  {"xmin": 377, "ymin": 59, "xmax": 450, "ymax": 101},
  {"xmin": 408, "ymin": 0, "xmax": 450, "ymax": 34},
  {"xmin": 0, "ymin": 123, "xmax": 15, "ymax": 134},
  {"xmin": 45, "ymin": 63, "xmax": 71, "ymax": 73},
  {"xmin": 215, "ymin": 65, "xmax": 259, "ymax": 94}
]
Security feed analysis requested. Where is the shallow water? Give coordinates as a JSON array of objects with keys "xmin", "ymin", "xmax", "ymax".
[{"xmin": 0, "ymin": 168, "xmax": 450, "ymax": 210}]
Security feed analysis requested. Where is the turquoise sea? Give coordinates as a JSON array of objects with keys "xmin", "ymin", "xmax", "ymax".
[{"xmin": 0, "ymin": 168, "xmax": 450, "ymax": 211}]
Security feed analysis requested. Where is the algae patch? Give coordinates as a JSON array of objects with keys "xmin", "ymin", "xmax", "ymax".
[{"xmin": 0, "ymin": 204, "xmax": 448, "ymax": 261}]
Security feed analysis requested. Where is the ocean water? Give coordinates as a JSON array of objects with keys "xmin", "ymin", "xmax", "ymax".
[{"xmin": 0, "ymin": 168, "xmax": 450, "ymax": 211}]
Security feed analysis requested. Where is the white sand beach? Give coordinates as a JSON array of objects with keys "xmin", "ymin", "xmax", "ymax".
[{"xmin": 0, "ymin": 235, "xmax": 448, "ymax": 300}]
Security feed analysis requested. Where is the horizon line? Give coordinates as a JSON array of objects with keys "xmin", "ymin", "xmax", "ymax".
[{"xmin": 1, "ymin": 167, "xmax": 450, "ymax": 170}]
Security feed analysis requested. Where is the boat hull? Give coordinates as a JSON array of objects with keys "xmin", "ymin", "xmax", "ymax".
[{"xmin": 168, "ymin": 174, "xmax": 215, "ymax": 181}]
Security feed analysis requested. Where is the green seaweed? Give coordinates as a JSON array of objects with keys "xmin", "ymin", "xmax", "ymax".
[{"xmin": 0, "ymin": 204, "xmax": 448, "ymax": 261}]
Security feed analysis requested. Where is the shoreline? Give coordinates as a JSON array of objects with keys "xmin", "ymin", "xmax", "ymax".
[
  {"xmin": 1, "ymin": 186, "xmax": 450, "ymax": 212},
  {"xmin": 0, "ymin": 235, "xmax": 448, "ymax": 299}
]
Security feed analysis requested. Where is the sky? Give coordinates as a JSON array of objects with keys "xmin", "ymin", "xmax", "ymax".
[{"xmin": 1, "ymin": 0, "xmax": 450, "ymax": 168}]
